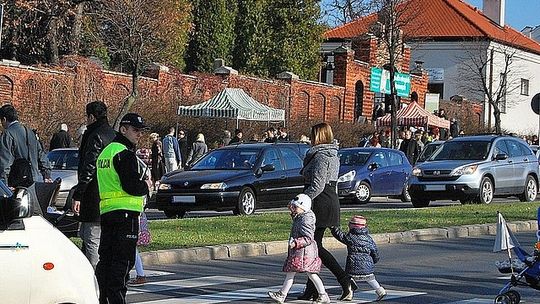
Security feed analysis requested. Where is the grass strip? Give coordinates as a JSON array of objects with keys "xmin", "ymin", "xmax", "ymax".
[{"xmin": 142, "ymin": 202, "xmax": 540, "ymax": 251}]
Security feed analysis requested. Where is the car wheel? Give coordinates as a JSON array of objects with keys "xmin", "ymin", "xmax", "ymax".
[
  {"xmin": 518, "ymin": 175, "xmax": 537, "ymax": 202},
  {"xmin": 400, "ymin": 184, "xmax": 411, "ymax": 202},
  {"xmin": 236, "ymin": 187, "xmax": 256, "ymax": 215},
  {"xmin": 354, "ymin": 182, "xmax": 371, "ymax": 204},
  {"xmin": 411, "ymin": 197, "xmax": 430, "ymax": 208},
  {"xmin": 476, "ymin": 176, "xmax": 493, "ymax": 204}
]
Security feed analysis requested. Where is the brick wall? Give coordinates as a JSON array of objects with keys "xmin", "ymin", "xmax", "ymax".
[{"xmin": 0, "ymin": 51, "xmax": 431, "ymax": 146}]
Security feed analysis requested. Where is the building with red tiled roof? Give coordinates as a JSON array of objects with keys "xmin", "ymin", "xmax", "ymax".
[{"xmin": 322, "ymin": 0, "xmax": 540, "ymax": 134}]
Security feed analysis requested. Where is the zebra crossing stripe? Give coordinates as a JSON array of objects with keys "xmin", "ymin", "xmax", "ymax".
[
  {"xmin": 130, "ymin": 283, "xmax": 425, "ymax": 303},
  {"xmin": 443, "ymin": 299, "xmax": 494, "ymax": 304},
  {"xmin": 129, "ymin": 270, "xmax": 173, "ymax": 278},
  {"xmin": 345, "ymin": 289, "xmax": 426, "ymax": 303},
  {"xmin": 131, "ymin": 284, "xmax": 304, "ymax": 304},
  {"xmin": 127, "ymin": 275, "xmax": 256, "ymax": 295}
]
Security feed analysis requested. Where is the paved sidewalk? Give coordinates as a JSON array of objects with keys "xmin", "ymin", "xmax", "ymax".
[{"xmin": 140, "ymin": 220, "xmax": 538, "ymax": 266}]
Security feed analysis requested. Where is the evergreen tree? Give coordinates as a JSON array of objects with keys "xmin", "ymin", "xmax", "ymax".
[
  {"xmin": 232, "ymin": 0, "xmax": 272, "ymax": 76},
  {"xmin": 186, "ymin": 0, "xmax": 237, "ymax": 73},
  {"xmin": 265, "ymin": 0, "xmax": 324, "ymax": 80}
]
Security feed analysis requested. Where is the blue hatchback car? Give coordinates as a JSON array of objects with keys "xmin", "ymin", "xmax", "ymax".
[{"xmin": 337, "ymin": 147, "xmax": 412, "ymax": 203}]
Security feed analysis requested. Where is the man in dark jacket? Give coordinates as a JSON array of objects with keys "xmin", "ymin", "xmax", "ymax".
[
  {"xmin": 450, "ymin": 118, "xmax": 460, "ymax": 138},
  {"xmin": 49, "ymin": 123, "xmax": 72, "ymax": 151},
  {"xmin": 72, "ymin": 101, "xmax": 116, "ymax": 269},
  {"xmin": 399, "ymin": 130, "xmax": 420, "ymax": 165},
  {"xmin": 229, "ymin": 128, "xmax": 243, "ymax": 145},
  {"xmin": 0, "ymin": 104, "xmax": 51, "ymax": 184},
  {"xmin": 177, "ymin": 130, "xmax": 188, "ymax": 169}
]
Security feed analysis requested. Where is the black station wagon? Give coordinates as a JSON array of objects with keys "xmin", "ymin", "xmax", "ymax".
[{"xmin": 155, "ymin": 142, "xmax": 309, "ymax": 218}]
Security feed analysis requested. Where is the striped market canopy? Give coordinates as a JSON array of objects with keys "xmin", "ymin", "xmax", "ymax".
[
  {"xmin": 177, "ymin": 88, "xmax": 285, "ymax": 122},
  {"xmin": 376, "ymin": 101, "xmax": 450, "ymax": 129}
]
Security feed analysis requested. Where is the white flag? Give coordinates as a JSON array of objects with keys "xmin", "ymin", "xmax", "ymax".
[{"xmin": 493, "ymin": 212, "xmax": 520, "ymax": 252}]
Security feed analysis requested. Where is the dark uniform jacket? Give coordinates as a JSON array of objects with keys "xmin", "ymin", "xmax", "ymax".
[
  {"xmin": 73, "ymin": 118, "xmax": 116, "ymax": 222},
  {"xmin": 0, "ymin": 121, "xmax": 50, "ymax": 183},
  {"xmin": 108, "ymin": 133, "xmax": 149, "ymax": 198}
]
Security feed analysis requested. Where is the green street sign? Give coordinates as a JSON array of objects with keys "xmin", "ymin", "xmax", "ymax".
[{"xmin": 369, "ymin": 67, "xmax": 411, "ymax": 97}]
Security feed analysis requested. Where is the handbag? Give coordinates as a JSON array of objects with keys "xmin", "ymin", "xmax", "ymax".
[{"xmin": 137, "ymin": 212, "xmax": 151, "ymax": 246}]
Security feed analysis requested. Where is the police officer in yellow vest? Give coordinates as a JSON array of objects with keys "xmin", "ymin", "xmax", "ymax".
[{"xmin": 95, "ymin": 113, "xmax": 150, "ymax": 304}]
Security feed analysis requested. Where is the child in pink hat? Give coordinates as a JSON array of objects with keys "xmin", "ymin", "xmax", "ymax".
[{"xmin": 331, "ymin": 215, "xmax": 386, "ymax": 301}]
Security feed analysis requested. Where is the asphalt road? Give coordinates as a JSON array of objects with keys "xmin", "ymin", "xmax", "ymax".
[
  {"xmin": 145, "ymin": 197, "xmax": 522, "ymax": 220},
  {"xmin": 127, "ymin": 232, "xmax": 539, "ymax": 303}
]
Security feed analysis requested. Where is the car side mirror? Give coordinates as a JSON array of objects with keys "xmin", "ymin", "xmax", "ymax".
[
  {"xmin": 495, "ymin": 153, "xmax": 508, "ymax": 161},
  {"xmin": 261, "ymin": 164, "xmax": 275, "ymax": 172},
  {"xmin": 0, "ymin": 187, "xmax": 32, "ymax": 225},
  {"xmin": 368, "ymin": 163, "xmax": 379, "ymax": 171}
]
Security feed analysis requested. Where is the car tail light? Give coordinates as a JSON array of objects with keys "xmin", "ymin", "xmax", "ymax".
[{"xmin": 43, "ymin": 262, "xmax": 55, "ymax": 271}]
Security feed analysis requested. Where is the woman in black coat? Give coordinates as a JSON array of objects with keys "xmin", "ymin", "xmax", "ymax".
[
  {"xmin": 149, "ymin": 133, "xmax": 164, "ymax": 189},
  {"xmin": 298, "ymin": 122, "xmax": 357, "ymax": 301}
]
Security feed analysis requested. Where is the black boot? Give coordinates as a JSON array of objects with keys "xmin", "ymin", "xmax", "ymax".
[
  {"xmin": 297, "ymin": 279, "xmax": 317, "ymax": 300},
  {"xmin": 338, "ymin": 276, "xmax": 357, "ymax": 301}
]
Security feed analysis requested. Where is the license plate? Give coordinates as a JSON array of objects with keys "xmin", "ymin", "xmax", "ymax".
[
  {"xmin": 424, "ymin": 185, "xmax": 445, "ymax": 191},
  {"xmin": 172, "ymin": 196, "xmax": 196, "ymax": 203}
]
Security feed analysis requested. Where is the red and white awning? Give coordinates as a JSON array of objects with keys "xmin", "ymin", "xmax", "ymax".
[{"xmin": 376, "ymin": 102, "xmax": 450, "ymax": 129}]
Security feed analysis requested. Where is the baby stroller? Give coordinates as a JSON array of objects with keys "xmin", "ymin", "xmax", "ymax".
[{"xmin": 494, "ymin": 208, "xmax": 540, "ymax": 304}]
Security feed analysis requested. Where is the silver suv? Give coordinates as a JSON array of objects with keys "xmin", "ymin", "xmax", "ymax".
[{"xmin": 409, "ymin": 135, "xmax": 539, "ymax": 207}]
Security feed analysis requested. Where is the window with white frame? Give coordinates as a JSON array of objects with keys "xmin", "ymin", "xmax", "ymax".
[{"xmin": 521, "ymin": 78, "xmax": 529, "ymax": 96}]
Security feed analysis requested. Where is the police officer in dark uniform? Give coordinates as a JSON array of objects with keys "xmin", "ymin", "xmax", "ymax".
[{"xmin": 95, "ymin": 113, "xmax": 150, "ymax": 304}]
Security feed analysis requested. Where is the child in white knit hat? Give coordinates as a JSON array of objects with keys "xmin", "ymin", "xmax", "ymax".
[
  {"xmin": 331, "ymin": 215, "xmax": 386, "ymax": 301},
  {"xmin": 268, "ymin": 194, "xmax": 330, "ymax": 304}
]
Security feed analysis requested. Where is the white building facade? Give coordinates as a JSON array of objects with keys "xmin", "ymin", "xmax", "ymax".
[{"xmin": 411, "ymin": 40, "xmax": 540, "ymax": 134}]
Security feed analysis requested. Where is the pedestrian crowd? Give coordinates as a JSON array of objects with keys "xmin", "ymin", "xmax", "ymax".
[{"xmin": 4, "ymin": 100, "xmax": 540, "ymax": 304}]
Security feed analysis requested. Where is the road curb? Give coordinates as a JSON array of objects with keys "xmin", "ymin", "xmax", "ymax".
[{"xmin": 141, "ymin": 220, "xmax": 538, "ymax": 266}]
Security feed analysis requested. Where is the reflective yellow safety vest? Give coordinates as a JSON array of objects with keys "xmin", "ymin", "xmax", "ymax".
[{"xmin": 96, "ymin": 142, "xmax": 144, "ymax": 214}]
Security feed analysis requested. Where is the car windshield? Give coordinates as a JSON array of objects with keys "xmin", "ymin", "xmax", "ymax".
[
  {"xmin": 417, "ymin": 143, "xmax": 442, "ymax": 162},
  {"xmin": 191, "ymin": 149, "xmax": 260, "ymax": 170},
  {"xmin": 430, "ymin": 141, "xmax": 491, "ymax": 161},
  {"xmin": 338, "ymin": 150, "xmax": 371, "ymax": 166},
  {"xmin": 47, "ymin": 150, "xmax": 79, "ymax": 170}
]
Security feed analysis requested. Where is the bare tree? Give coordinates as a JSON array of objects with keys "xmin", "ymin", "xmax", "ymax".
[
  {"xmin": 369, "ymin": 0, "xmax": 422, "ymax": 148},
  {"xmin": 456, "ymin": 40, "xmax": 522, "ymax": 133},
  {"xmin": 92, "ymin": 0, "xmax": 191, "ymax": 129},
  {"xmin": 323, "ymin": 0, "xmax": 375, "ymax": 25}
]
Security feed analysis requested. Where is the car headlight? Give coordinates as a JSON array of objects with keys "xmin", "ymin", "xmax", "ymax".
[
  {"xmin": 412, "ymin": 167, "xmax": 422, "ymax": 176},
  {"xmin": 158, "ymin": 183, "xmax": 171, "ymax": 190},
  {"xmin": 452, "ymin": 165, "xmax": 478, "ymax": 176},
  {"xmin": 200, "ymin": 182, "xmax": 227, "ymax": 190},
  {"xmin": 338, "ymin": 170, "xmax": 356, "ymax": 183}
]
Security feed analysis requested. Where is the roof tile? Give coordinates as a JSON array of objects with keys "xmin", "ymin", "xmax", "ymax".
[{"xmin": 324, "ymin": 0, "xmax": 540, "ymax": 55}]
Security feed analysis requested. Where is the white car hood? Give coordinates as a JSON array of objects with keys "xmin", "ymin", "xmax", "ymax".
[{"xmin": 0, "ymin": 216, "xmax": 98, "ymax": 304}]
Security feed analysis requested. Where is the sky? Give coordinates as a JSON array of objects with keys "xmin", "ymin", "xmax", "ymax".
[{"xmin": 465, "ymin": 0, "xmax": 540, "ymax": 30}]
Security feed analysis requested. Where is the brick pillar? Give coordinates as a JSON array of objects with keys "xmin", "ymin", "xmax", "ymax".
[
  {"xmin": 332, "ymin": 46, "xmax": 355, "ymax": 87},
  {"xmin": 401, "ymin": 45, "xmax": 411, "ymax": 74}
]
